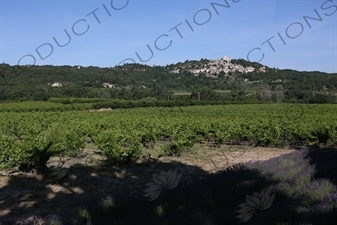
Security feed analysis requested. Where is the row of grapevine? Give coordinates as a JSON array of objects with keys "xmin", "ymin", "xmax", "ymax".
[
  {"xmin": 0, "ymin": 101, "xmax": 92, "ymax": 112},
  {"xmin": 0, "ymin": 104, "xmax": 336, "ymax": 170}
]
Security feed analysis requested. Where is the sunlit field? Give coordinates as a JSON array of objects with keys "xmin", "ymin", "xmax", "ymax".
[{"xmin": 0, "ymin": 102, "xmax": 336, "ymax": 224}]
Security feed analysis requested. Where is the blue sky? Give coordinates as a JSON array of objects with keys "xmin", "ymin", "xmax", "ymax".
[{"xmin": 0, "ymin": 0, "xmax": 336, "ymax": 73}]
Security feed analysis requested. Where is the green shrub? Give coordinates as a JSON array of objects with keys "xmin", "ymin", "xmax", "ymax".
[
  {"xmin": 162, "ymin": 139, "xmax": 195, "ymax": 157},
  {"xmin": 0, "ymin": 132, "xmax": 55, "ymax": 170},
  {"xmin": 92, "ymin": 130, "xmax": 142, "ymax": 165},
  {"xmin": 20, "ymin": 142, "xmax": 54, "ymax": 170}
]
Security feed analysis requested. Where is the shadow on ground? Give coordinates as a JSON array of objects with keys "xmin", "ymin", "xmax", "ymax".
[{"xmin": 0, "ymin": 147, "xmax": 336, "ymax": 225}]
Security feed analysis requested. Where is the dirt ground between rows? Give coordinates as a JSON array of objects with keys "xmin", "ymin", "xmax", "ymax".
[{"xmin": 0, "ymin": 144, "xmax": 297, "ymax": 223}]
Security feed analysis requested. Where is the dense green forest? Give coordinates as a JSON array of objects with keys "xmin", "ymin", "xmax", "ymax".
[{"xmin": 0, "ymin": 58, "xmax": 336, "ymax": 103}]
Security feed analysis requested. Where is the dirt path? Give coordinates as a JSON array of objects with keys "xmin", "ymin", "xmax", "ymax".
[{"xmin": 154, "ymin": 144, "xmax": 296, "ymax": 175}]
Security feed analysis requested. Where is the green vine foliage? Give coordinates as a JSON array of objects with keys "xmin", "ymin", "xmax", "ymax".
[{"xmin": 1, "ymin": 104, "xmax": 337, "ymax": 170}]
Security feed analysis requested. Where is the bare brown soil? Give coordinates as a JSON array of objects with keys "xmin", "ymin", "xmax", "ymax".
[
  {"xmin": 0, "ymin": 143, "xmax": 296, "ymax": 223},
  {"xmin": 88, "ymin": 108, "xmax": 113, "ymax": 112}
]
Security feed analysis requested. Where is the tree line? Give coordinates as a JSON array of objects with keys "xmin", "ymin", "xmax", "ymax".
[{"xmin": 0, "ymin": 60, "xmax": 336, "ymax": 103}]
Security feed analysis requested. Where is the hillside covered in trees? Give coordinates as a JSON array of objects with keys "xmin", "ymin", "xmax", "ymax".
[{"xmin": 0, "ymin": 57, "xmax": 336, "ymax": 103}]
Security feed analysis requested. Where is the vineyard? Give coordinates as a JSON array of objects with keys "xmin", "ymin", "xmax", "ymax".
[{"xmin": 1, "ymin": 102, "xmax": 336, "ymax": 170}]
